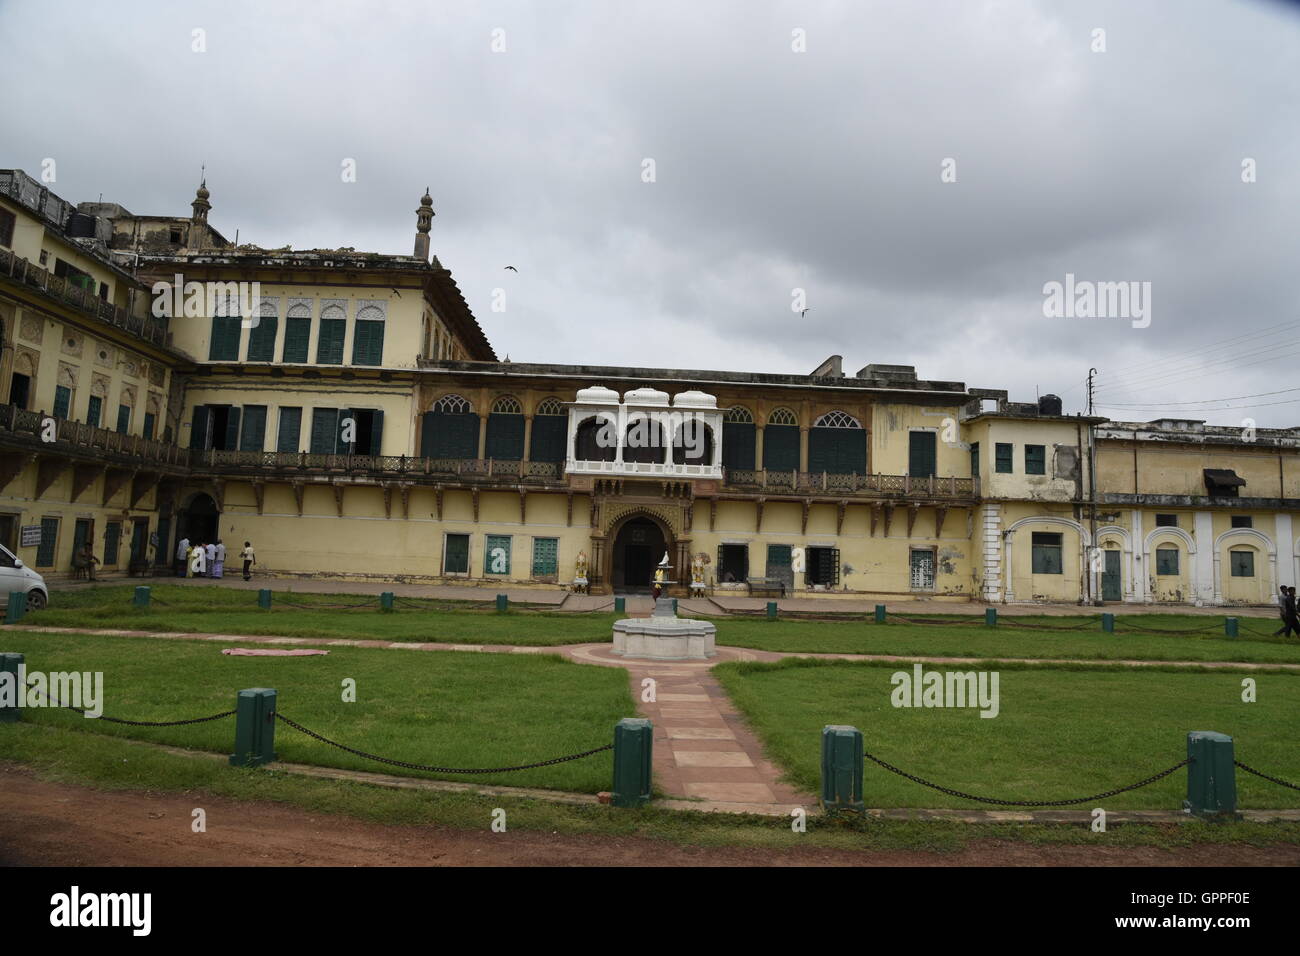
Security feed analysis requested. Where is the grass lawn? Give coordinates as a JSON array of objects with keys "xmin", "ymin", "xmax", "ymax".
[
  {"xmin": 23, "ymin": 585, "xmax": 1300, "ymax": 664},
  {"xmin": 716, "ymin": 614, "xmax": 1300, "ymax": 663},
  {"xmin": 714, "ymin": 658, "xmax": 1300, "ymax": 810},
  {"xmin": 26, "ymin": 585, "xmax": 617, "ymax": 647},
  {"xmin": 5, "ymin": 724, "xmax": 1299, "ymax": 851},
  {"xmin": 0, "ymin": 630, "xmax": 633, "ymax": 792}
]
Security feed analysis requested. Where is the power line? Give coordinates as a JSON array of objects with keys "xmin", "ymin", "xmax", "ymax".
[{"xmin": 1100, "ymin": 385, "xmax": 1300, "ymax": 407}]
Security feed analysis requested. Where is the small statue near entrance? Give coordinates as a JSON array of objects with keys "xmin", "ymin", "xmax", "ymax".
[
  {"xmin": 652, "ymin": 551, "xmax": 671, "ymax": 599},
  {"xmin": 690, "ymin": 552, "xmax": 708, "ymax": 596},
  {"xmin": 571, "ymin": 550, "xmax": 589, "ymax": 594}
]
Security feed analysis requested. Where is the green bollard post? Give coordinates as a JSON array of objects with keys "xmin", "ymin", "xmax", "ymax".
[
  {"xmin": 1224, "ymin": 617, "xmax": 1238, "ymax": 639},
  {"xmin": 1102, "ymin": 613, "xmax": 1115, "ymax": 633},
  {"xmin": 229, "ymin": 688, "xmax": 278, "ymax": 767},
  {"xmin": 258, "ymin": 588, "xmax": 272, "ymax": 609},
  {"xmin": 5, "ymin": 591, "xmax": 25, "ymax": 625},
  {"xmin": 874, "ymin": 604, "xmax": 886, "ymax": 624},
  {"xmin": 612, "ymin": 717, "xmax": 653, "ymax": 808},
  {"xmin": 671, "ymin": 598, "xmax": 678, "ymax": 614},
  {"xmin": 133, "ymin": 586, "xmax": 151, "ymax": 608},
  {"xmin": 0, "ymin": 653, "xmax": 23, "ymax": 722},
  {"xmin": 496, "ymin": 593, "xmax": 508, "ymax": 613},
  {"xmin": 380, "ymin": 591, "xmax": 394, "ymax": 613},
  {"xmin": 1185, "ymin": 731, "xmax": 1237, "ymax": 819},
  {"xmin": 985, "ymin": 607, "xmax": 997, "ymax": 627},
  {"xmin": 767, "ymin": 601, "xmax": 778, "ymax": 620},
  {"xmin": 614, "ymin": 597, "xmax": 625, "ymax": 614},
  {"xmin": 821, "ymin": 724, "xmax": 865, "ymax": 813}
]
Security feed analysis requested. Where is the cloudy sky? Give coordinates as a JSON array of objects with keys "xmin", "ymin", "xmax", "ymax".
[{"xmin": 3, "ymin": 0, "xmax": 1298, "ymax": 425}]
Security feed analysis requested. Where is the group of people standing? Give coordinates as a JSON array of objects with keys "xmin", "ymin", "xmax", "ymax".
[
  {"xmin": 174, "ymin": 536, "xmax": 255, "ymax": 581},
  {"xmin": 1275, "ymin": 587, "xmax": 1300, "ymax": 638}
]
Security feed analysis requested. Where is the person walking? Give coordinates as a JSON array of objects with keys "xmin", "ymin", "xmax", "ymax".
[
  {"xmin": 175, "ymin": 534, "xmax": 190, "ymax": 577},
  {"xmin": 213, "ymin": 539, "xmax": 226, "ymax": 579},
  {"xmin": 1276, "ymin": 587, "xmax": 1300, "ymax": 639},
  {"xmin": 240, "ymin": 541, "xmax": 255, "ymax": 581},
  {"xmin": 204, "ymin": 540, "xmax": 217, "ymax": 578},
  {"xmin": 189, "ymin": 540, "xmax": 206, "ymax": 578}
]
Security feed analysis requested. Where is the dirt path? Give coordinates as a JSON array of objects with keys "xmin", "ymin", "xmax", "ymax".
[{"xmin": 1, "ymin": 768, "xmax": 1297, "ymax": 867}]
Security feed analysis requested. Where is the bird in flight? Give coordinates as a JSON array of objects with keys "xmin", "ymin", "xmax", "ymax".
[
  {"xmin": 504, "ymin": 265, "xmax": 518, "ymax": 272},
  {"xmin": 800, "ymin": 308, "xmax": 811, "ymax": 317}
]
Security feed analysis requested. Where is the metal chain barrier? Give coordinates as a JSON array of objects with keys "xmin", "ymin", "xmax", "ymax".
[
  {"xmin": 863, "ymin": 748, "xmax": 1190, "ymax": 807},
  {"xmin": 1235, "ymin": 760, "xmax": 1300, "ymax": 792},
  {"xmin": 273, "ymin": 712, "xmax": 612, "ymax": 774},
  {"xmin": 30, "ymin": 688, "xmax": 235, "ymax": 726}
]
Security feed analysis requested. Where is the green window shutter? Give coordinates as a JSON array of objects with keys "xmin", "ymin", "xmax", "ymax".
[
  {"xmin": 316, "ymin": 318, "xmax": 345, "ymax": 364},
  {"xmin": 532, "ymin": 537, "xmax": 558, "ymax": 577},
  {"xmin": 444, "ymin": 533, "xmax": 470, "ymax": 574},
  {"xmin": 995, "ymin": 443, "xmax": 1014, "ymax": 473},
  {"xmin": 86, "ymin": 395, "xmax": 102, "ymax": 428},
  {"xmin": 129, "ymin": 521, "xmax": 147, "ymax": 562},
  {"xmin": 116, "ymin": 404, "xmax": 131, "ymax": 434},
  {"xmin": 529, "ymin": 415, "xmax": 566, "ymax": 462},
  {"xmin": 209, "ymin": 315, "xmax": 241, "ymax": 361},
  {"xmin": 104, "ymin": 522, "xmax": 121, "ymax": 566},
  {"xmin": 282, "ymin": 316, "xmax": 311, "ymax": 363},
  {"xmin": 336, "ymin": 407, "xmax": 353, "ymax": 453},
  {"xmin": 810, "ymin": 428, "xmax": 866, "ymax": 475},
  {"xmin": 240, "ymin": 405, "xmax": 267, "ymax": 451},
  {"xmin": 762, "ymin": 424, "xmax": 800, "ymax": 471},
  {"xmin": 277, "ymin": 407, "xmax": 302, "ymax": 453},
  {"xmin": 970, "ymin": 442, "xmax": 979, "ymax": 476},
  {"xmin": 351, "ymin": 320, "xmax": 385, "ymax": 366},
  {"xmin": 190, "ymin": 405, "xmax": 210, "ymax": 449},
  {"xmin": 53, "ymin": 385, "xmax": 72, "ymax": 419},
  {"xmin": 1155, "ymin": 547, "xmax": 1179, "ymax": 575},
  {"xmin": 310, "ymin": 408, "xmax": 339, "ymax": 454},
  {"xmin": 485, "ymin": 535, "xmax": 511, "ymax": 575},
  {"xmin": 1025, "ymin": 445, "xmax": 1046, "ymax": 475},
  {"xmin": 423, "ymin": 411, "xmax": 479, "ymax": 459},
  {"xmin": 908, "ymin": 431, "xmax": 937, "ymax": 478},
  {"xmin": 367, "ymin": 409, "xmax": 384, "ymax": 456},
  {"xmin": 143, "ymin": 412, "xmax": 156, "ymax": 440},
  {"xmin": 36, "ymin": 517, "xmax": 59, "ymax": 567},
  {"xmin": 223, "ymin": 406, "xmax": 241, "ymax": 451},
  {"xmin": 486, "ymin": 413, "xmax": 525, "ymax": 460},
  {"xmin": 248, "ymin": 315, "xmax": 277, "ymax": 362},
  {"xmin": 1031, "ymin": 532, "xmax": 1063, "ymax": 574},
  {"xmin": 722, "ymin": 422, "xmax": 756, "ymax": 471},
  {"xmin": 1230, "ymin": 551, "xmax": 1254, "ymax": 577}
]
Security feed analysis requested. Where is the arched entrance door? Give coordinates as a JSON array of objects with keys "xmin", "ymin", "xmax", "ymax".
[
  {"xmin": 178, "ymin": 492, "xmax": 220, "ymax": 548},
  {"xmin": 611, "ymin": 516, "xmax": 668, "ymax": 593}
]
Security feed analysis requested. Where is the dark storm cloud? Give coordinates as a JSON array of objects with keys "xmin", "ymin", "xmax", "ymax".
[{"xmin": 1, "ymin": 0, "xmax": 1296, "ymax": 423}]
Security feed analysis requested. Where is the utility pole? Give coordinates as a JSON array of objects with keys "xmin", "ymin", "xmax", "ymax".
[{"xmin": 1087, "ymin": 368, "xmax": 1100, "ymax": 605}]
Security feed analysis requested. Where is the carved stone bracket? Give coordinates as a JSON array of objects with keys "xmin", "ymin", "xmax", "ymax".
[
  {"xmin": 211, "ymin": 479, "xmax": 226, "ymax": 513},
  {"xmin": 292, "ymin": 481, "xmax": 305, "ymax": 517},
  {"xmin": 71, "ymin": 464, "xmax": 103, "ymax": 503},
  {"xmin": 800, "ymin": 500, "xmax": 810, "ymax": 535},
  {"xmin": 709, "ymin": 497, "xmax": 717, "ymax": 532},
  {"xmin": 906, "ymin": 503, "xmax": 920, "ymax": 537},
  {"xmin": 566, "ymin": 491, "xmax": 574, "ymax": 527},
  {"xmin": 332, "ymin": 483, "xmax": 345, "ymax": 518},
  {"xmin": 836, "ymin": 500, "xmax": 847, "ymax": 535},
  {"xmin": 434, "ymin": 486, "xmax": 444, "ymax": 520},
  {"xmin": 870, "ymin": 502, "xmax": 881, "ymax": 537},
  {"xmin": 934, "ymin": 505, "xmax": 948, "ymax": 539},
  {"xmin": 882, "ymin": 503, "xmax": 894, "ymax": 537},
  {"xmin": 35, "ymin": 458, "xmax": 69, "ymax": 500},
  {"xmin": 399, "ymin": 483, "xmax": 411, "ymax": 519},
  {"xmin": 755, "ymin": 497, "xmax": 765, "ymax": 533},
  {"xmin": 252, "ymin": 481, "xmax": 266, "ymax": 515},
  {"xmin": 0, "ymin": 453, "xmax": 35, "ymax": 493},
  {"xmin": 519, "ymin": 488, "xmax": 528, "ymax": 524},
  {"xmin": 382, "ymin": 483, "xmax": 393, "ymax": 519},
  {"xmin": 101, "ymin": 468, "xmax": 134, "ymax": 507}
]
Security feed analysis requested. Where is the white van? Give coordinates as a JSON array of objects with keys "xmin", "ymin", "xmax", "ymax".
[{"xmin": 0, "ymin": 543, "xmax": 48, "ymax": 611}]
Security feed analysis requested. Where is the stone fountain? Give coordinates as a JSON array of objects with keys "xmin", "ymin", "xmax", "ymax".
[{"xmin": 611, "ymin": 553, "xmax": 717, "ymax": 660}]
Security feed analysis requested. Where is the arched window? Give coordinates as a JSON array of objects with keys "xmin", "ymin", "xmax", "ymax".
[
  {"xmin": 486, "ymin": 395, "xmax": 524, "ymax": 460},
  {"xmin": 531, "ymin": 398, "xmax": 566, "ymax": 462},
  {"xmin": 421, "ymin": 394, "xmax": 478, "ymax": 459},
  {"xmin": 574, "ymin": 416, "xmax": 616, "ymax": 462},
  {"xmin": 722, "ymin": 406, "xmax": 755, "ymax": 470},
  {"xmin": 352, "ymin": 303, "xmax": 386, "ymax": 366},
  {"xmin": 673, "ymin": 420, "xmax": 715, "ymax": 465},
  {"xmin": 623, "ymin": 416, "xmax": 665, "ymax": 464},
  {"xmin": 763, "ymin": 407, "xmax": 799, "ymax": 470},
  {"xmin": 810, "ymin": 409, "xmax": 865, "ymax": 474},
  {"xmin": 248, "ymin": 298, "xmax": 279, "ymax": 362}
]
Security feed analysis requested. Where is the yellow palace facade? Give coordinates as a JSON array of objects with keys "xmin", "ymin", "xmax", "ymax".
[{"xmin": 2, "ymin": 168, "xmax": 1297, "ymax": 605}]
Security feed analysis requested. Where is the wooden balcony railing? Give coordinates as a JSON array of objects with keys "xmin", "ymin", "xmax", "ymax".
[
  {"xmin": 723, "ymin": 467, "xmax": 978, "ymax": 498},
  {"xmin": 0, "ymin": 246, "xmax": 169, "ymax": 346}
]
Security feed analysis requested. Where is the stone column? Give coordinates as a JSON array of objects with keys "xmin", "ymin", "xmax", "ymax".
[
  {"xmin": 522, "ymin": 414, "xmax": 533, "ymax": 463},
  {"xmin": 799, "ymin": 426, "xmax": 809, "ymax": 473},
  {"xmin": 1193, "ymin": 511, "xmax": 1215, "ymax": 606}
]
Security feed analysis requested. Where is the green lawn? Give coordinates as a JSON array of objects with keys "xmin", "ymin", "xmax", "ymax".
[
  {"xmin": 0, "ymin": 630, "xmax": 633, "ymax": 792},
  {"xmin": 714, "ymin": 658, "xmax": 1300, "ymax": 809},
  {"xmin": 23, "ymin": 585, "xmax": 1300, "ymax": 664},
  {"xmin": 26, "ymin": 585, "xmax": 616, "ymax": 646}
]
